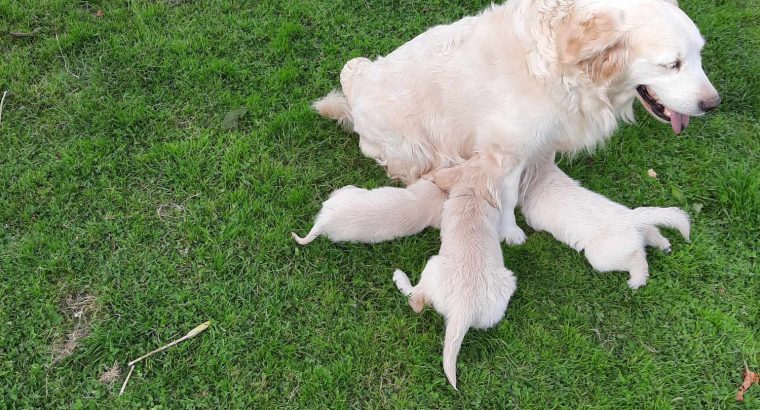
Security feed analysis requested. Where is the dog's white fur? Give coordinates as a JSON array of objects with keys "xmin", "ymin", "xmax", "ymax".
[
  {"xmin": 520, "ymin": 155, "xmax": 690, "ymax": 289},
  {"xmin": 315, "ymin": 0, "xmax": 718, "ymax": 245},
  {"xmin": 393, "ymin": 155, "xmax": 517, "ymax": 389},
  {"xmin": 291, "ymin": 180, "xmax": 446, "ymax": 245}
]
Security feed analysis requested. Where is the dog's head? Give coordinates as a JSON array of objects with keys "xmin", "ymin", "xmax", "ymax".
[
  {"xmin": 425, "ymin": 154, "xmax": 505, "ymax": 209},
  {"xmin": 558, "ymin": 0, "xmax": 720, "ymax": 134}
]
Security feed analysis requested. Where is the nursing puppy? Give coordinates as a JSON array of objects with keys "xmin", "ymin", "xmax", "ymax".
[
  {"xmin": 520, "ymin": 155, "xmax": 691, "ymax": 289},
  {"xmin": 291, "ymin": 179, "xmax": 446, "ymax": 245},
  {"xmin": 393, "ymin": 154, "xmax": 517, "ymax": 389},
  {"xmin": 315, "ymin": 0, "xmax": 719, "ymax": 245}
]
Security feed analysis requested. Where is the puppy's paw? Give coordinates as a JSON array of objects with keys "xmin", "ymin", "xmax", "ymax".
[
  {"xmin": 627, "ymin": 275, "xmax": 648, "ymax": 290},
  {"xmin": 658, "ymin": 239, "xmax": 672, "ymax": 253},
  {"xmin": 393, "ymin": 269, "xmax": 413, "ymax": 295},
  {"xmin": 500, "ymin": 225, "xmax": 527, "ymax": 245}
]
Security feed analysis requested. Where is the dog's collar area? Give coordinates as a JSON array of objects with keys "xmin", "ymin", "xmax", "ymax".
[
  {"xmin": 448, "ymin": 192, "xmax": 500, "ymax": 210},
  {"xmin": 449, "ymin": 193, "xmax": 480, "ymax": 199}
]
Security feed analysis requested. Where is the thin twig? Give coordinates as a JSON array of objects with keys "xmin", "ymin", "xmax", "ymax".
[
  {"xmin": 128, "ymin": 321, "xmax": 210, "ymax": 367},
  {"xmin": 0, "ymin": 91, "xmax": 7, "ymax": 127},
  {"xmin": 55, "ymin": 34, "xmax": 80, "ymax": 79},
  {"xmin": 119, "ymin": 365, "xmax": 134, "ymax": 396},
  {"xmin": 9, "ymin": 27, "xmax": 41, "ymax": 38}
]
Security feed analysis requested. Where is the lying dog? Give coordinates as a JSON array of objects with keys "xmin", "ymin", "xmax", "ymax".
[
  {"xmin": 520, "ymin": 155, "xmax": 691, "ymax": 289},
  {"xmin": 291, "ymin": 180, "xmax": 446, "ymax": 245},
  {"xmin": 393, "ymin": 154, "xmax": 517, "ymax": 389},
  {"xmin": 315, "ymin": 0, "xmax": 719, "ymax": 245}
]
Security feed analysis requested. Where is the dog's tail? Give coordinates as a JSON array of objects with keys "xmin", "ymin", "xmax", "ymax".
[
  {"xmin": 631, "ymin": 207, "xmax": 691, "ymax": 242},
  {"xmin": 290, "ymin": 225, "xmax": 321, "ymax": 245},
  {"xmin": 313, "ymin": 57, "xmax": 370, "ymax": 131},
  {"xmin": 442, "ymin": 314, "xmax": 470, "ymax": 390},
  {"xmin": 313, "ymin": 90, "xmax": 353, "ymax": 130}
]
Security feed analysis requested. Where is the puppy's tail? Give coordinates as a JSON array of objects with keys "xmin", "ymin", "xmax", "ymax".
[
  {"xmin": 442, "ymin": 314, "xmax": 470, "ymax": 391},
  {"xmin": 313, "ymin": 90, "xmax": 353, "ymax": 131},
  {"xmin": 290, "ymin": 225, "xmax": 320, "ymax": 245},
  {"xmin": 631, "ymin": 207, "xmax": 691, "ymax": 242}
]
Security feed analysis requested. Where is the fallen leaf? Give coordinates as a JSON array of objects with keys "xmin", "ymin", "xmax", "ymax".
[
  {"xmin": 647, "ymin": 168, "xmax": 657, "ymax": 178},
  {"xmin": 94, "ymin": 10, "xmax": 104, "ymax": 18},
  {"xmin": 737, "ymin": 367, "xmax": 759, "ymax": 402},
  {"xmin": 222, "ymin": 107, "xmax": 247, "ymax": 130},
  {"xmin": 691, "ymin": 202, "xmax": 703, "ymax": 214},
  {"xmin": 671, "ymin": 186, "xmax": 686, "ymax": 204}
]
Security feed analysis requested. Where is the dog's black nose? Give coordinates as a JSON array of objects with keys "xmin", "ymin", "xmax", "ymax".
[{"xmin": 699, "ymin": 95, "xmax": 721, "ymax": 112}]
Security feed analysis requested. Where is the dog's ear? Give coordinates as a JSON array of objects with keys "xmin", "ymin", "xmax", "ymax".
[
  {"xmin": 480, "ymin": 181, "xmax": 501, "ymax": 209},
  {"xmin": 558, "ymin": 12, "xmax": 629, "ymax": 84},
  {"xmin": 425, "ymin": 166, "xmax": 463, "ymax": 192}
]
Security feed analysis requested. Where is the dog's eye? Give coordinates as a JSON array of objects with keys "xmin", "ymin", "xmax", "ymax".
[{"xmin": 665, "ymin": 60, "xmax": 682, "ymax": 70}]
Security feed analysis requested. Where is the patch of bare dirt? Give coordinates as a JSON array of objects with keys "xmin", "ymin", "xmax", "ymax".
[{"xmin": 51, "ymin": 292, "xmax": 99, "ymax": 363}]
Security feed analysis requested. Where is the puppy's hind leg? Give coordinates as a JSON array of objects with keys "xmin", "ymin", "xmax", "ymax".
[
  {"xmin": 393, "ymin": 269, "xmax": 427, "ymax": 313},
  {"xmin": 645, "ymin": 226, "xmax": 671, "ymax": 253},
  {"xmin": 626, "ymin": 249, "xmax": 650, "ymax": 290}
]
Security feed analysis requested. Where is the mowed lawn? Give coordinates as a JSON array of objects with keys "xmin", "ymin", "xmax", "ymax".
[{"xmin": 1, "ymin": 0, "xmax": 758, "ymax": 407}]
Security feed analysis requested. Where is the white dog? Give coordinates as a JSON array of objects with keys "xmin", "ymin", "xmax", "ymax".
[
  {"xmin": 314, "ymin": 0, "xmax": 719, "ymax": 245},
  {"xmin": 520, "ymin": 155, "xmax": 691, "ymax": 289},
  {"xmin": 393, "ymin": 154, "xmax": 518, "ymax": 389},
  {"xmin": 291, "ymin": 180, "xmax": 446, "ymax": 245}
]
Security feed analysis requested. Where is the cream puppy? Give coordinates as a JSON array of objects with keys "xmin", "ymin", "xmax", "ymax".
[
  {"xmin": 393, "ymin": 155, "xmax": 517, "ymax": 389},
  {"xmin": 520, "ymin": 155, "xmax": 691, "ymax": 289},
  {"xmin": 291, "ymin": 179, "xmax": 446, "ymax": 245}
]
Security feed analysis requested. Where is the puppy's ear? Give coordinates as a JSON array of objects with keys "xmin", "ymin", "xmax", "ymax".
[
  {"xmin": 558, "ymin": 12, "xmax": 629, "ymax": 84},
  {"xmin": 426, "ymin": 167, "xmax": 463, "ymax": 192},
  {"xmin": 480, "ymin": 181, "xmax": 501, "ymax": 209}
]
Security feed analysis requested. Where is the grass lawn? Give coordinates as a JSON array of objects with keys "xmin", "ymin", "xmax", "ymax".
[{"xmin": 1, "ymin": 0, "xmax": 758, "ymax": 407}]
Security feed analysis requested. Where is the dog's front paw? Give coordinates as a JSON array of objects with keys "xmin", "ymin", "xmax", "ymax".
[
  {"xmin": 500, "ymin": 224, "xmax": 527, "ymax": 245},
  {"xmin": 627, "ymin": 275, "xmax": 648, "ymax": 290}
]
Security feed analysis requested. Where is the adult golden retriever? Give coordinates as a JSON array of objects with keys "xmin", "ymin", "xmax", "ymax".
[{"xmin": 315, "ymin": 0, "xmax": 719, "ymax": 244}]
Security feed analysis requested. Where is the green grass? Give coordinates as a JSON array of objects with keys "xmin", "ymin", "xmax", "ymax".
[{"xmin": 1, "ymin": 0, "xmax": 758, "ymax": 407}]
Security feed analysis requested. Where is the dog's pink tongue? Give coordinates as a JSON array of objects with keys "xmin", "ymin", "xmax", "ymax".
[{"xmin": 670, "ymin": 111, "xmax": 690, "ymax": 134}]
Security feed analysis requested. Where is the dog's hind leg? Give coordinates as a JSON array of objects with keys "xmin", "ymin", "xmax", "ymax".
[
  {"xmin": 393, "ymin": 269, "xmax": 427, "ymax": 313},
  {"xmin": 626, "ymin": 249, "xmax": 650, "ymax": 290},
  {"xmin": 644, "ymin": 226, "xmax": 671, "ymax": 253}
]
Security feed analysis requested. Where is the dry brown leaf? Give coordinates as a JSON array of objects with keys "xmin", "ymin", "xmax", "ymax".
[
  {"xmin": 647, "ymin": 168, "xmax": 658, "ymax": 178},
  {"xmin": 737, "ymin": 368, "xmax": 760, "ymax": 402},
  {"xmin": 94, "ymin": 10, "xmax": 104, "ymax": 18}
]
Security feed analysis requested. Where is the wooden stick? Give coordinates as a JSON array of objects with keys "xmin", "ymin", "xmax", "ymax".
[
  {"xmin": 55, "ymin": 34, "xmax": 80, "ymax": 79},
  {"xmin": 128, "ymin": 321, "xmax": 210, "ymax": 367},
  {"xmin": 9, "ymin": 28, "xmax": 41, "ymax": 38},
  {"xmin": 119, "ymin": 365, "xmax": 134, "ymax": 396},
  {"xmin": 0, "ymin": 91, "xmax": 8, "ymax": 126}
]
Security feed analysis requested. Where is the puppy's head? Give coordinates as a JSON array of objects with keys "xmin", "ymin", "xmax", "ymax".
[
  {"xmin": 426, "ymin": 155, "xmax": 504, "ymax": 209},
  {"xmin": 558, "ymin": 0, "xmax": 720, "ymax": 134}
]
